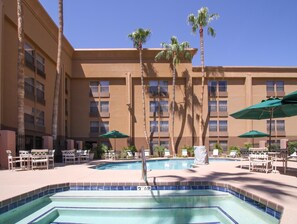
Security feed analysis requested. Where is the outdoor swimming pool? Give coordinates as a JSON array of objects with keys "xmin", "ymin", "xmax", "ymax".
[
  {"xmin": 96, "ymin": 158, "xmax": 237, "ymax": 170},
  {"xmin": 0, "ymin": 189, "xmax": 279, "ymax": 224}
]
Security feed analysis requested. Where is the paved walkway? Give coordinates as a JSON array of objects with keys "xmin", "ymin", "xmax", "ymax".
[{"xmin": 0, "ymin": 158, "xmax": 296, "ymax": 223}]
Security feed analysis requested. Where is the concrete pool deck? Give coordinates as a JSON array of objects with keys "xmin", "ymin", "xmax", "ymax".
[{"xmin": 0, "ymin": 158, "xmax": 296, "ymax": 223}]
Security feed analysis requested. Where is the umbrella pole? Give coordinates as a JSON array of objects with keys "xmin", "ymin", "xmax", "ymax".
[{"xmin": 269, "ymin": 114, "xmax": 272, "ymax": 151}]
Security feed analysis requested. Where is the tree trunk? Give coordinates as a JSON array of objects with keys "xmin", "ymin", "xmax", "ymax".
[
  {"xmin": 171, "ymin": 66, "xmax": 176, "ymax": 155},
  {"xmin": 139, "ymin": 47, "xmax": 150, "ymax": 149},
  {"xmin": 52, "ymin": 0, "xmax": 63, "ymax": 149},
  {"xmin": 199, "ymin": 28, "xmax": 205, "ymax": 146},
  {"xmin": 17, "ymin": 0, "xmax": 25, "ymax": 151}
]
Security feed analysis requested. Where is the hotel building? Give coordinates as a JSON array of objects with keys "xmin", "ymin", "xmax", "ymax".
[{"xmin": 0, "ymin": 0, "xmax": 296, "ymax": 156}]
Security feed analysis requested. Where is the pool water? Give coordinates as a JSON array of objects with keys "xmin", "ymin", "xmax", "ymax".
[
  {"xmin": 96, "ymin": 158, "xmax": 236, "ymax": 170},
  {"xmin": 0, "ymin": 190, "xmax": 279, "ymax": 224}
]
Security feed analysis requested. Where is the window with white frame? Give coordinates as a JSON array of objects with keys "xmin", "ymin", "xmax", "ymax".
[
  {"xmin": 209, "ymin": 120, "xmax": 217, "ymax": 132},
  {"xmin": 219, "ymin": 120, "xmax": 228, "ymax": 132},
  {"xmin": 100, "ymin": 101, "xmax": 109, "ymax": 113},
  {"xmin": 160, "ymin": 121, "xmax": 169, "ymax": 132},
  {"xmin": 100, "ymin": 81, "xmax": 109, "ymax": 94},
  {"xmin": 150, "ymin": 121, "xmax": 158, "ymax": 132},
  {"xmin": 89, "ymin": 81, "xmax": 99, "ymax": 97}
]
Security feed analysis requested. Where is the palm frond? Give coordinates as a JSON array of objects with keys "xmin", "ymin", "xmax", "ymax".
[{"xmin": 207, "ymin": 27, "xmax": 216, "ymax": 37}]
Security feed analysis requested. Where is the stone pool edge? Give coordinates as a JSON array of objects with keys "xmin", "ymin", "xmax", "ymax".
[{"xmin": 0, "ymin": 181, "xmax": 283, "ymax": 221}]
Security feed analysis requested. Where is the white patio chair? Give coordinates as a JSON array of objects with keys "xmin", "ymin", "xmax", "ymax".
[
  {"xmin": 6, "ymin": 150, "xmax": 20, "ymax": 170},
  {"xmin": 62, "ymin": 150, "xmax": 77, "ymax": 164},
  {"xmin": 182, "ymin": 149, "xmax": 188, "ymax": 157},
  {"xmin": 249, "ymin": 153, "xmax": 273, "ymax": 173},
  {"xmin": 212, "ymin": 149, "xmax": 219, "ymax": 157},
  {"xmin": 164, "ymin": 149, "xmax": 171, "ymax": 157},
  {"xmin": 227, "ymin": 150, "xmax": 238, "ymax": 158},
  {"xmin": 31, "ymin": 149, "xmax": 49, "ymax": 170}
]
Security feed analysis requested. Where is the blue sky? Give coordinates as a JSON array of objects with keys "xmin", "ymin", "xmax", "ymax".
[{"xmin": 39, "ymin": 0, "xmax": 297, "ymax": 67}]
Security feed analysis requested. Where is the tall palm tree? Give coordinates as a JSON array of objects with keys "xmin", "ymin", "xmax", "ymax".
[
  {"xmin": 52, "ymin": 0, "xmax": 63, "ymax": 149},
  {"xmin": 128, "ymin": 28, "xmax": 151, "ymax": 149},
  {"xmin": 155, "ymin": 36, "xmax": 192, "ymax": 155},
  {"xmin": 188, "ymin": 7, "xmax": 219, "ymax": 146},
  {"xmin": 17, "ymin": 0, "xmax": 25, "ymax": 151}
]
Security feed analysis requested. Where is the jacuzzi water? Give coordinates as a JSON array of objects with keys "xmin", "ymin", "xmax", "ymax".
[
  {"xmin": 0, "ymin": 190, "xmax": 279, "ymax": 224},
  {"xmin": 96, "ymin": 158, "xmax": 237, "ymax": 170}
]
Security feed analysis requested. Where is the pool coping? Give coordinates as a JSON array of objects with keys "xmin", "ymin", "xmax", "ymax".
[{"xmin": 0, "ymin": 181, "xmax": 283, "ymax": 221}]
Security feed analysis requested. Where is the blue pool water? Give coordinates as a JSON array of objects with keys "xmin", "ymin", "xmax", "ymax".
[
  {"xmin": 0, "ymin": 190, "xmax": 279, "ymax": 224},
  {"xmin": 96, "ymin": 158, "xmax": 236, "ymax": 170}
]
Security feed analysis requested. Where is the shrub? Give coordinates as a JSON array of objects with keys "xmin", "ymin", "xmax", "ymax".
[
  {"xmin": 228, "ymin": 145, "xmax": 241, "ymax": 155},
  {"xmin": 154, "ymin": 145, "xmax": 166, "ymax": 157},
  {"xmin": 182, "ymin": 145, "xmax": 194, "ymax": 156},
  {"xmin": 244, "ymin": 143, "xmax": 252, "ymax": 149},
  {"xmin": 288, "ymin": 141, "xmax": 297, "ymax": 155}
]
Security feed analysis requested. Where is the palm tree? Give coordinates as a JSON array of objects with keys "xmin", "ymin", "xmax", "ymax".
[
  {"xmin": 188, "ymin": 7, "xmax": 219, "ymax": 146},
  {"xmin": 155, "ymin": 36, "xmax": 192, "ymax": 155},
  {"xmin": 17, "ymin": 0, "xmax": 25, "ymax": 151},
  {"xmin": 52, "ymin": 0, "xmax": 63, "ymax": 150},
  {"xmin": 128, "ymin": 28, "xmax": 151, "ymax": 149}
]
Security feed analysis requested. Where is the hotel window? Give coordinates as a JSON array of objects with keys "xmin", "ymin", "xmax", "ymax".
[
  {"xmin": 35, "ymin": 109, "xmax": 44, "ymax": 127},
  {"xmin": 276, "ymin": 81, "xmax": 284, "ymax": 92},
  {"xmin": 150, "ymin": 121, "xmax": 158, "ymax": 132},
  {"xmin": 218, "ymin": 81, "xmax": 227, "ymax": 92},
  {"xmin": 24, "ymin": 43, "xmax": 35, "ymax": 70},
  {"xmin": 208, "ymin": 81, "xmax": 217, "ymax": 95},
  {"xmin": 219, "ymin": 120, "xmax": 228, "ymax": 132},
  {"xmin": 277, "ymin": 120, "xmax": 285, "ymax": 131},
  {"xmin": 36, "ymin": 53, "xmax": 46, "ymax": 77},
  {"xmin": 24, "ymin": 106, "xmax": 34, "ymax": 125},
  {"xmin": 219, "ymin": 141, "xmax": 228, "ymax": 151},
  {"xmin": 100, "ymin": 122, "xmax": 109, "ymax": 134},
  {"xmin": 36, "ymin": 81, "xmax": 45, "ymax": 104},
  {"xmin": 159, "ymin": 80, "xmax": 168, "ymax": 97},
  {"xmin": 90, "ymin": 101, "xmax": 99, "ymax": 115},
  {"xmin": 160, "ymin": 101, "xmax": 168, "ymax": 113},
  {"xmin": 90, "ymin": 121, "xmax": 99, "ymax": 133},
  {"xmin": 209, "ymin": 101, "xmax": 217, "ymax": 112},
  {"xmin": 267, "ymin": 120, "xmax": 285, "ymax": 132},
  {"xmin": 219, "ymin": 101, "xmax": 227, "ymax": 112},
  {"xmin": 149, "ymin": 80, "xmax": 168, "ymax": 97},
  {"xmin": 149, "ymin": 81, "xmax": 158, "ymax": 96},
  {"xmin": 160, "ymin": 121, "xmax": 169, "ymax": 132},
  {"xmin": 89, "ymin": 81, "xmax": 99, "ymax": 97},
  {"xmin": 100, "ymin": 101, "xmax": 109, "ymax": 113},
  {"xmin": 100, "ymin": 81, "xmax": 109, "ymax": 96},
  {"xmin": 266, "ymin": 80, "xmax": 284, "ymax": 97},
  {"xmin": 209, "ymin": 120, "xmax": 217, "ymax": 132},
  {"xmin": 150, "ymin": 101, "xmax": 158, "ymax": 113},
  {"xmin": 208, "ymin": 80, "xmax": 227, "ymax": 96},
  {"xmin": 25, "ymin": 77, "xmax": 35, "ymax": 99}
]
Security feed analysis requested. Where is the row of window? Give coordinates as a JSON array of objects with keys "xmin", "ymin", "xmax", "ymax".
[
  {"xmin": 208, "ymin": 120, "xmax": 285, "ymax": 133},
  {"xmin": 90, "ymin": 121, "xmax": 109, "ymax": 134},
  {"xmin": 24, "ymin": 43, "xmax": 46, "ymax": 78}
]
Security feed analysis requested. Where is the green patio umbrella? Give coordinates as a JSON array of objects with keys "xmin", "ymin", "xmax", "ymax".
[
  {"xmin": 230, "ymin": 98, "xmax": 297, "ymax": 149},
  {"xmin": 282, "ymin": 90, "xmax": 297, "ymax": 104},
  {"xmin": 100, "ymin": 130, "xmax": 129, "ymax": 152},
  {"xmin": 238, "ymin": 130, "xmax": 270, "ymax": 147}
]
